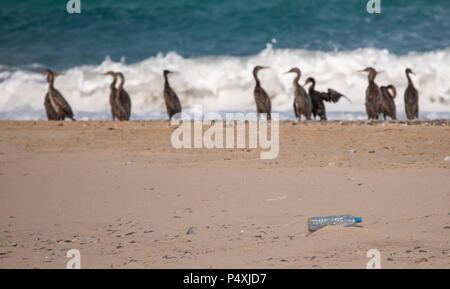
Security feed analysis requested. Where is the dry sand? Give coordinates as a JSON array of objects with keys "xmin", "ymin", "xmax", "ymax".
[{"xmin": 0, "ymin": 120, "xmax": 449, "ymax": 269}]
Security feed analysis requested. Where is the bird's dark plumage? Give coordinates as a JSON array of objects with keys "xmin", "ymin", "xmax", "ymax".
[
  {"xmin": 252, "ymin": 66, "xmax": 271, "ymax": 120},
  {"xmin": 104, "ymin": 71, "xmax": 120, "ymax": 120},
  {"xmin": 41, "ymin": 69, "xmax": 75, "ymax": 121},
  {"xmin": 304, "ymin": 77, "xmax": 350, "ymax": 121},
  {"xmin": 360, "ymin": 67, "xmax": 382, "ymax": 120},
  {"xmin": 380, "ymin": 85, "xmax": 397, "ymax": 120},
  {"xmin": 115, "ymin": 72, "xmax": 131, "ymax": 121},
  {"xmin": 285, "ymin": 67, "xmax": 311, "ymax": 120},
  {"xmin": 404, "ymin": 68, "xmax": 419, "ymax": 120},
  {"xmin": 163, "ymin": 70, "xmax": 182, "ymax": 119},
  {"xmin": 44, "ymin": 93, "xmax": 59, "ymax": 120}
]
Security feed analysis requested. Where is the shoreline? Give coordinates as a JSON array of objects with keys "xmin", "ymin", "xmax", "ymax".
[
  {"xmin": 0, "ymin": 119, "xmax": 449, "ymax": 124},
  {"xmin": 1, "ymin": 112, "xmax": 450, "ymax": 123}
]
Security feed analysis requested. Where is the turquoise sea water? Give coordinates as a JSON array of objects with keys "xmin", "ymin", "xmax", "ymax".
[{"xmin": 1, "ymin": 0, "xmax": 449, "ymax": 69}]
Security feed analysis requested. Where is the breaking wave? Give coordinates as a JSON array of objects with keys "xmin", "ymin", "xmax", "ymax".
[{"xmin": 1, "ymin": 45, "xmax": 449, "ymax": 120}]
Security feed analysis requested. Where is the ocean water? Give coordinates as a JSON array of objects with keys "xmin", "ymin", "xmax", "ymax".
[{"xmin": 0, "ymin": 0, "xmax": 449, "ymax": 120}]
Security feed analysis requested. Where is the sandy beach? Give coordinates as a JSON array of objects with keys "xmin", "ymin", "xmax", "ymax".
[{"xmin": 0, "ymin": 120, "xmax": 449, "ymax": 269}]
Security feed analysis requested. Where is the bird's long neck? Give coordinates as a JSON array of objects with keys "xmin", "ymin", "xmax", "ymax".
[
  {"xmin": 118, "ymin": 74, "xmax": 125, "ymax": 90},
  {"xmin": 368, "ymin": 71, "xmax": 377, "ymax": 83},
  {"xmin": 309, "ymin": 79, "xmax": 315, "ymax": 91},
  {"xmin": 110, "ymin": 76, "xmax": 117, "ymax": 90},
  {"xmin": 391, "ymin": 87, "xmax": 397, "ymax": 98},
  {"xmin": 253, "ymin": 71, "xmax": 260, "ymax": 87},
  {"xmin": 47, "ymin": 74, "xmax": 55, "ymax": 89},
  {"xmin": 164, "ymin": 74, "xmax": 170, "ymax": 88},
  {"xmin": 406, "ymin": 72, "xmax": 413, "ymax": 86},
  {"xmin": 293, "ymin": 71, "xmax": 301, "ymax": 86},
  {"xmin": 387, "ymin": 85, "xmax": 397, "ymax": 98}
]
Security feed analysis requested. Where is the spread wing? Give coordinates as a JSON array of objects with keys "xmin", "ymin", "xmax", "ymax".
[{"xmin": 322, "ymin": 89, "xmax": 351, "ymax": 103}]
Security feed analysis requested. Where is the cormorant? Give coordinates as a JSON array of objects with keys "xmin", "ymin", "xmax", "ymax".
[
  {"xmin": 41, "ymin": 69, "xmax": 75, "ymax": 121},
  {"xmin": 304, "ymin": 77, "xmax": 351, "ymax": 121},
  {"xmin": 115, "ymin": 72, "xmax": 131, "ymax": 121},
  {"xmin": 252, "ymin": 66, "xmax": 271, "ymax": 120},
  {"xmin": 284, "ymin": 67, "xmax": 312, "ymax": 120},
  {"xmin": 163, "ymin": 70, "xmax": 182, "ymax": 120},
  {"xmin": 404, "ymin": 68, "xmax": 419, "ymax": 120},
  {"xmin": 359, "ymin": 67, "xmax": 383, "ymax": 120},
  {"xmin": 103, "ymin": 71, "xmax": 120, "ymax": 121},
  {"xmin": 380, "ymin": 85, "xmax": 397, "ymax": 120}
]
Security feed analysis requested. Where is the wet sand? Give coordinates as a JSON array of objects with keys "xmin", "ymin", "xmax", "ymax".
[{"xmin": 0, "ymin": 120, "xmax": 449, "ymax": 268}]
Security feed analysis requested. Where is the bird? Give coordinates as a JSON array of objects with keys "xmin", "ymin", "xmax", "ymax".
[
  {"xmin": 380, "ymin": 85, "xmax": 397, "ymax": 120},
  {"xmin": 41, "ymin": 69, "xmax": 75, "ymax": 121},
  {"xmin": 115, "ymin": 72, "xmax": 131, "ymax": 121},
  {"xmin": 359, "ymin": 67, "xmax": 383, "ymax": 120},
  {"xmin": 163, "ymin": 70, "xmax": 182, "ymax": 120},
  {"xmin": 252, "ymin": 66, "xmax": 271, "ymax": 120},
  {"xmin": 404, "ymin": 68, "xmax": 419, "ymax": 120},
  {"xmin": 304, "ymin": 77, "xmax": 351, "ymax": 121},
  {"xmin": 103, "ymin": 71, "xmax": 121, "ymax": 121},
  {"xmin": 284, "ymin": 67, "xmax": 312, "ymax": 120}
]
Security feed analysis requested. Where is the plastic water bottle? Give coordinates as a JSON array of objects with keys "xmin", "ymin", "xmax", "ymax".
[{"xmin": 307, "ymin": 214, "xmax": 362, "ymax": 232}]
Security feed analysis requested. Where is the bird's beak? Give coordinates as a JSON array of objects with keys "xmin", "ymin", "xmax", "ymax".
[
  {"xmin": 54, "ymin": 72, "xmax": 63, "ymax": 76},
  {"xmin": 283, "ymin": 71, "xmax": 290, "ymax": 75},
  {"xmin": 357, "ymin": 70, "xmax": 365, "ymax": 73},
  {"xmin": 262, "ymin": 66, "xmax": 270, "ymax": 69},
  {"xmin": 303, "ymin": 80, "xmax": 309, "ymax": 86},
  {"xmin": 411, "ymin": 71, "xmax": 416, "ymax": 75},
  {"xmin": 377, "ymin": 70, "xmax": 385, "ymax": 74}
]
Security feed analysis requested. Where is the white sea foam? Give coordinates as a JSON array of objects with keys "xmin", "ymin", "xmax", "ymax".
[{"xmin": 0, "ymin": 46, "xmax": 449, "ymax": 120}]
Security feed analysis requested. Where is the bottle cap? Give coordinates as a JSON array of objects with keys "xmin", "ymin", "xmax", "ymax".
[{"xmin": 355, "ymin": 217, "xmax": 362, "ymax": 223}]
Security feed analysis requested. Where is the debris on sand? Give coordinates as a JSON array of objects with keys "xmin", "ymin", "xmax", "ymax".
[
  {"xmin": 265, "ymin": 195, "xmax": 287, "ymax": 202},
  {"xmin": 186, "ymin": 227, "xmax": 196, "ymax": 235},
  {"xmin": 415, "ymin": 257, "xmax": 428, "ymax": 264}
]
